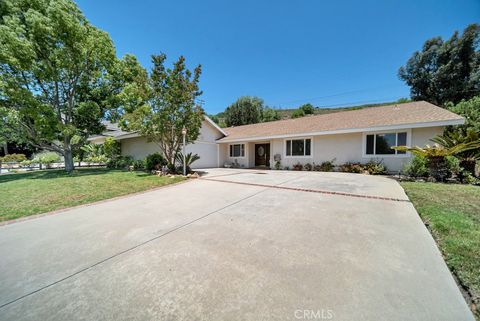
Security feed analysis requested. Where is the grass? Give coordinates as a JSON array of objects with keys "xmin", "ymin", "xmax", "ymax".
[
  {"xmin": 0, "ymin": 168, "xmax": 186, "ymax": 222},
  {"xmin": 401, "ymin": 182, "xmax": 480, "ymax": 319}
]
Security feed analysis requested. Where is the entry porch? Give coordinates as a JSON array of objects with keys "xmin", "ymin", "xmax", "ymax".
[{"xmin": 219, "ymin": 141, "xmax": 274, "ymax": 169}]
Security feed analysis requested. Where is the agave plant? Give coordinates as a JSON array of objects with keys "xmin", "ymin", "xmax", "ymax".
[{"xmin": 175, "ymin": 152, "xmax": 200, "ymax": 173}]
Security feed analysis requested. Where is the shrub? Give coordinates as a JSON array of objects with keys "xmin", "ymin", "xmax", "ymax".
[
  {"xmin": 291, "ymin": 109, "xmax": 305, "ymax": 119},
  {"xmin": 314, "ymin": 159, "xmax": 335, "ymax": 172},
  {"xmin": 274, "ymin": 160, "xmax": 281, "ymax": 170},
  {"xmin": 299, "ymin": 103, "xmax": 315, "ymax": 115},
  {"xmin": 292, "ymin": 163, "xmax": 303, "ymax": 171},
  {"xmin": 107, "ymin": 156, "xmax": 133, "ymax": 169},
  {"xmin": 425, "ymin": 156, "xmax": 461, "ymax": 181},
  {"xmin": 86, "ymin": 154, "xmax": 108, "ymax": 163},
  {"xmin": 33, "ymin": 152, "xmax": 61, "ymax": 168},
  {"xmin": 167, "ymin": 163, "xmax": 177, "ymax": 173},
  {"xmin": 445, "ymin": 155, "xmax": 461, "ymax": 178},
  {"xmin": 81, "ymin": 144, "xmax": 107, "ymax": 163},
  {"xmin": 20, "ymin": 159, "xmax": 33, "ymax": 167},
  {"xmin": 303, "ymin": 163, "xmax": 312, "ymax": 171},
  {"xmin": 0, "ymin": 153, "xmax": 27, "ymax": 163},
  {"xmin": 103, "ymin": 137, "xmax": 121, "ymax": 160},
  {"xmin": 461, "ymin": 171, "xmax": 480, "ymax": 185},
  {"xmin": 404, "ymin": 155, "xmax": 428, "ymax": 177},
  {"xmin": 339, "ymin": 162, "xmax": 363, "ymax": 173},
  {"xmin": 145, "ymin": 153, "xmax": 167, "ymax": 171},
  {"xmin": 363, "ymin": 160, "xmax": 387, "ymax": 175},
  {"xmin": 132, "ymin": 159, "xmax": 145, "ymax": 170}
]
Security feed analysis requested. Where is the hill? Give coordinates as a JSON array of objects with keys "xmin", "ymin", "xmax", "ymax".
[{"xmin": 210, "ymin": 99, "xmax": 411, "ymax": 127}]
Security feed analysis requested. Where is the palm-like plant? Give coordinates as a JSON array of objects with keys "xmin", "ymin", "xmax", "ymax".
[
  {"xmin": 394, "ymin": 139, "xmax": 480, "ymax": 180},
  {"xmin": 394, "ymin": 141, "xmax": 479, "ymax": 157},
  {"xmin": 175, "ymin": 152, "xmax": 200, "ymax": 173},
  {"xmin": 430, "ymin": 130, "xmax": 480, "ymax": 175},
  {"xmin": 80, "ymin": 144, "xmax": 107, "ymax": 163}
]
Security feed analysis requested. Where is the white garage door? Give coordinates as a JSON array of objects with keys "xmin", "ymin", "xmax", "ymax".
[{"xmin": 185, "ymin": 142, "xmax": 218, "ymax": 169}]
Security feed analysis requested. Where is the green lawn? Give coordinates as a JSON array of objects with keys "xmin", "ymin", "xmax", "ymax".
[
  {"xmin": 401, "ymin": 182, "xmax": 480, "ymax": 319},
  {"xmin": 0, "ymin": 168, "xmax": 186, "ymax": 222}
]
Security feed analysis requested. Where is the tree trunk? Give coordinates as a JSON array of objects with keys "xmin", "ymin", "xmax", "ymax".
[
  {"xmin": 63, "ymin": 138, "xmax": 74, "ymax": 173},
  {"xmin": 2, "ymin": 143, "xmax": 8, "ymax": 155}
]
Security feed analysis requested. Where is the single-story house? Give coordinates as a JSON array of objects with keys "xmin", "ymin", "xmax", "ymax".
[{"xmin": 91, "ymin": 101, "xmax": 464, "ymax": 172}]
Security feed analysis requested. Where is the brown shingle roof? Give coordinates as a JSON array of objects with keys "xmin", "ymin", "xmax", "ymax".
[{"xmin": 219, "ymin": 101, "xmax": 463, "ymax": 142}]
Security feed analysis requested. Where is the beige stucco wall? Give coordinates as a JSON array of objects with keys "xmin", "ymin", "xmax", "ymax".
[
  {"xmin": 223, "ymin": 141, "xmax": 250, "ymax": 168},
  {"xmin": 120, "ymin": 119, "xmax": 224, "ymax": 169},
  {"xmin": 121, "ymin": 137, "xmax": 160, "ymax": 160},
  {"xmin": 220, "ymin": 126, "xmax": 444, "ymax": 172}
]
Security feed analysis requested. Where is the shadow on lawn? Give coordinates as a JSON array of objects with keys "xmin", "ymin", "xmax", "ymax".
[{"xmin": 0, "ymin": 168, "xmax": 124, "ymax": 183}]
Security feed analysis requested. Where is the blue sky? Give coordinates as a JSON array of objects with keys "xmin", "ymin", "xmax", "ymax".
[{"xmin": 77, "ymin": 0, "xmax": 479, "ymax": 114}]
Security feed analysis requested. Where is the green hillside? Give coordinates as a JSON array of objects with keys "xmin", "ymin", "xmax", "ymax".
[{"xmin": 210, "ymin": 99, "xmax": 411, "ymax": 127}]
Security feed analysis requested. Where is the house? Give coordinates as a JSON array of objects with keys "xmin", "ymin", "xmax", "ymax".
[{"xmin": 92, "ymin": 101, "xmax": 464, "ymax": 172}]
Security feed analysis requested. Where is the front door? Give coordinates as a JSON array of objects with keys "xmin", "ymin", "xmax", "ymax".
[{"xmin": 255, "ymin": 143, "xmax": 270, "ymax": 167}]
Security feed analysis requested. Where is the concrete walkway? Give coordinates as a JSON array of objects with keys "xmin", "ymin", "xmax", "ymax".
[{"xmin": 0, "ymin": 169, "xmax": 474, "ymax": 320}]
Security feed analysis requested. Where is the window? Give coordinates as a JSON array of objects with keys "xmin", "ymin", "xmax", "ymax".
[
  {"xmin": 397, "ymin": 132, "xmax": 407, "ymax": 154},
  {"xmin": 229, "ymin": 144, "xmax": 245, "ymax": 157},
  {"xmin": 285, "ymin": 138, "xmax": 312, "ymax": 156},
  {"xmin": 365, "ymin": 132, "xmax": 407, "ymax": 156}
]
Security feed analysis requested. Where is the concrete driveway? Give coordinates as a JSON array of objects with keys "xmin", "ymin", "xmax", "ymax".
[{"xmin": 0, "ymin": 169, "xmax": 474, "ymax": 321}]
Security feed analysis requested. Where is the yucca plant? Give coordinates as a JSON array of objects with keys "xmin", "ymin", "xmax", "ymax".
[
  {"xmin": 394, "ymin": 141, "xmax": 480, "ymax": 181},
  {"xmin": 175, "ymin": 152, "xmax": 200, "ymax": 174}
]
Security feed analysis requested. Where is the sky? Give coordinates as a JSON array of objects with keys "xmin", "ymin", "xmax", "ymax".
[{"xmin": 76, "ymin": 0, "xmax": 480, "ymax": 114}]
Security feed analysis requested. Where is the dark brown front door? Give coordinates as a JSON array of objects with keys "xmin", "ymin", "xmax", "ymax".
[{"xmin": 255, "ymin": 143, "xmax": 270, "ymax": 167}]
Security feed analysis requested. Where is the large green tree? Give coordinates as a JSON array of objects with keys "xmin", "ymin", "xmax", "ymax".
[
  {"xmin": 447, "ymin": 96, "xmax": 480, "ymax": 133},
  {"xmin": 399, "ymin": 24, "xmax": 480, "ymax": 106},
  {"xmin": 121, "ymin": 54, "xmax": 204, "ymax": 168},
  {"xmin": 0, "ymin": 0, "xmax": 127, "ymax": 171},
  {"xmin": 224, "ymin": 96, "xmax": 264, "ymax": 127}
]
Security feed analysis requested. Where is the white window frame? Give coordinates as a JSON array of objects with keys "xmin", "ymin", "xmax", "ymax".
[
  {"xmin": 284, "ymin": 137, "xmax": 313, "ymax": 158},
  {"xmin": 362, "ymin": 129, "xmax": 411, "ymax": 158},
  {"xmin": 229, "ymin": 143, "xmax": 246, "ymax": 158}
]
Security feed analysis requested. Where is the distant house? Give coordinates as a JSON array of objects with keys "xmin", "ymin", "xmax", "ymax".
[{"xmin": 91, "ymin": 101, "xmax": 464, "ymax": 172}]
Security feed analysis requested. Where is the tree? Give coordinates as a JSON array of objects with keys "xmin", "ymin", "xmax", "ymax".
[
  {"xmin": 0, "ymin": 0, "xmax": 125, "ymax": 172},
  {"xmin": 0, "ymin": 107, "xmax": 22, "ymax": 154},
  {"xmin": 444, "ymin": 96, "xmax": 480, "ymax": 175},
  {"xmin": 291, "ymin": 109, "xmax": 305, "ymax": 119},
  {"xmin": 447, "ymin": 96, "xmax": 480, "ymax": 133},
  {"xmin": 121, "ymin": 54, "xmax": 204, "ymax": 168},
  {"xmin": 398, "ymin": 24, "xmax": 480, "ymax": 106},
  {"xmin": 224, "ymin": 96, "xmax": 263, "ymax": 127},
  {"xmin": 262, "ymin": 107, "xmax": 280, "ymax": 122},
  {"xmin": 299, "ymin": 103, "xmax": 315, "ymax": 115}
]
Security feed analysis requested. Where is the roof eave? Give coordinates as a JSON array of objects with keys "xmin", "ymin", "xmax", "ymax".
[{"xmin": 217, "ymin": 118, "xmax": 465, "ymax": 143}]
